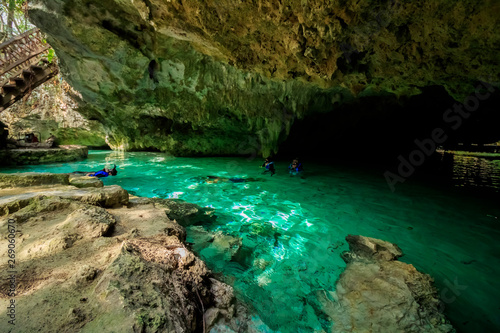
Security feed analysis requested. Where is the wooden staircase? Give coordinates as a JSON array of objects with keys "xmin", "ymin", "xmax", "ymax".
[{"xmin": 0, "ymin": 28, "xmax": 58, "ymax": 112}]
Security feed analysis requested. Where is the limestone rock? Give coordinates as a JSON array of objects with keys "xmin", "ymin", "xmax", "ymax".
[
  {"xmin": 0, "ymin": 179, "xmax": 263, "ymax": 333},
  {"xmin": 210, "ymin": 278, "xmax": 234, "ymax": 310},
  {"xmin": 72, "ymin": 265, "xmax": 100, "ymax": 285},
  {"xmin": 26, "ymin": 1, "xmax": 500, "ymax": 155},
  {"xmin": 0, "ymin": 172, "xmax": 69, "ymax": 189},
  {"xmin": 163, "ymin": 221, "xmax": 187, "ymax": 242},
  {"xmin": 0, "ymin": 74, "xmax": 108, "ymax": 148},
  {"xmin": 204, "ymin": 307, "xmax": 222, "ymax": 329},
  {"xmin": 342, "ymin": 234, "xmax": 403, "ymax": 262},
  {"xmin": 4, "ymin": 196, "xmax": 73, "ymax": 223},
  {"xmin": 69, "ymin": 175, "xmax": 104, "ymax": 188},
  {"xmin": 326, "ymin": 235, "xmax": 455, "ymax": 333},
  {"xmin": 94, "ymin": 236, "xmax": 213, "ymax": 332},
  {"xmin": 62, "ymin": 205, "xmax": 116, "ymax": 238},
  {"xmin": 0, "ymin": 185, "xmax": 129, "ymax": 216},
  {"xmin": 0, "ymin": 145, "xmax": 88, "ymax": 166}
]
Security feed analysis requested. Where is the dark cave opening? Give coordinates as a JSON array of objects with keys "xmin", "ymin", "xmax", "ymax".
[{"xmin": 278, "ymin": 85, "xmax": 500, "ymax": 166}]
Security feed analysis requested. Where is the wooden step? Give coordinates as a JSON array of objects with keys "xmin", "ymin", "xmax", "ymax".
[
  {"xmin": 30, "ymin": 64, "xmax": 44, "ymax": 72},
  {"xmin": 2, "ymin": 84, "xmax": 19, "ymax": 94},
  {"xmin": 22, "ymin": 69, "xmax": 35, "ymax": 80},
  {"xmin": 12, "ymin": 77, "xmax": 26, "ymax": 88}
]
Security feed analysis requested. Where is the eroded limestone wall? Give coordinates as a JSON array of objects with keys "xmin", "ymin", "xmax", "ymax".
[{"xmin": 27, "ymin": 0, "xmax": 500, "ymax": 155}]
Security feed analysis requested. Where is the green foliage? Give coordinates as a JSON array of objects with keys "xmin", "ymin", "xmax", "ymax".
[
  {"xmin": 47, "ymin": 49, "xmax": 55, "ymax": 63},
  {"xmin": 0, "ymin": 0, "xmax": 34, "ymax": 40}
]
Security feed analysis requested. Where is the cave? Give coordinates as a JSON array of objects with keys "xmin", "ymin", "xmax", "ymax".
[{"xmin": 0, "ymin": 1, "xmax": 499, "ymax": 332}]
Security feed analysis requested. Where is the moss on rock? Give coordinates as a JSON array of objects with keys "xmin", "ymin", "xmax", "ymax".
[{"xmin": 0, "ymin": 172, "xmax": 69, "ymax": 188}]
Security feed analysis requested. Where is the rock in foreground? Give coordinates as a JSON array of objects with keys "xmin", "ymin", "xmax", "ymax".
[
  {"xmin": 322, "ymin": 235, "xmax": 455, "ymax": 333},
  {"xmin": 0, "ymin": 180, "xmax": 267, "ymax": 332}
]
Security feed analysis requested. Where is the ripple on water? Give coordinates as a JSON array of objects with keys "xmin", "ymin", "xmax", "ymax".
[{"xmin": 2, "ymin": 151, "xmax": 500, "ymax": 333}]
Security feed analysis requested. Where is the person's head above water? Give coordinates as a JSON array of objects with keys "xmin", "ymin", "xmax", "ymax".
[{"xmin": 109, "ymin": 164, "xmax": 118, "ymax": 176}]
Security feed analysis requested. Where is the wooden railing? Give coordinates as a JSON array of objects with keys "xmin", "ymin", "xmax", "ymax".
[
  {"xmin": 0, "ymin": 28, "xmax": 58, "ymax": 112},
  {"xmin": 0, "ymin": 28, "xmax": 51, "ymax": 86}
]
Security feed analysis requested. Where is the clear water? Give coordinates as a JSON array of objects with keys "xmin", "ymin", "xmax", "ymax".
[{"xmin": 1, "ymin": 151, "xmax": 500, "ymax": 333}]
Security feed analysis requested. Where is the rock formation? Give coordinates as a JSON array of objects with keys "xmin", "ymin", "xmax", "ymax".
[
  {"xmin": 0, "ymin": 74, "xmax": 107, "ymax": 148},
  {"xmin": 25, "ymin": 0, "xmax": 500, "ymax": 155},
  {"xmin": 321, "ymin": 235, "xmax": 455, "ymax": 332},
  {"xmin": 0, "ymin": 173, "xmax": 269, "ymax": 332},
  {"xmin": 0, "ymin": 145, "xmax": 88, "ymax": 166}
]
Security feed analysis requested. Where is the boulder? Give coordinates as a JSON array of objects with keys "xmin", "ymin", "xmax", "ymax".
[
  {"xmin": 69, "ymin": 175, "xmax": 103, "ymax": 188},
  {"xmin": 325, "ymin": 235, "xmax": 455, "ymax": 333},
  {"xmin": 0, "ymin": 177, "xmax": 266, "ymax": 333},
  {"xmin": 342, "ymin": 234, "xmax": 403, "ymax": 263},
  {"xmin": 93, "ymin": 236, "xmax": 218, "ymax": 332}
]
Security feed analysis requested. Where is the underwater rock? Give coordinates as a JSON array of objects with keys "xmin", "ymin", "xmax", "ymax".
[
  {"xmin": 211, "ymin": 232, "xmax": 242, "ymax": 260},
  {"xmin": 325, "ymin": 235, "xmax": 455, "ymax": 333},
  {"xmin": 341, "ymin": 234, "xmax": 403, "ymax": 263},
  {"xmin": 153, "ymin": 198, "xmax": 216, "ymax": 226}
]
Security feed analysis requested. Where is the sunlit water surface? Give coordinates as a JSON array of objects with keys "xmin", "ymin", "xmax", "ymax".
[{"xmin": 2, "ymin": 151, "xmax": 499, "ymax": 332}]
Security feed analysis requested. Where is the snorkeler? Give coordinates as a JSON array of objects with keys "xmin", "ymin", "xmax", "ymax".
[
  {"xmin": 261, "ymin": 157, "xmax": 276, "ymax": 176},
  {"xmin": 288, "ymin": 158, "xmax": 303, "ymax": 176},
  {"xmin": 202, "ymin": 176, "xmax": 257, "ymax": 183},
  {"xmin": 188, "ymin": 176, "xmax": 259, "ymax": 184},
  {"xmin": 74, "ymin": 165, "xmax": 118, "ymax": 178}
]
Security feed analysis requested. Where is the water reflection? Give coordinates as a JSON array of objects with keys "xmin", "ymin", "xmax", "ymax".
[{"xmin": 435, "ymin": 151, "xmax": 500, "ymax": 191}]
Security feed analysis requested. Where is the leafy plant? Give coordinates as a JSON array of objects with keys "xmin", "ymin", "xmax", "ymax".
[
  {"xmin": 0, "ymin": 0, "xmax": 34, "ymax": 42},
  {"xmin": 47, "ymin": 49, "xmax": 55, "ymax": 63}
]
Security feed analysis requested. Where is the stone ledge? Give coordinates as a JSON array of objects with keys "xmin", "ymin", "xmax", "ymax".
[
  {"xmin": 0, "ymin": 172, "xmax": 70, "ymax": 188},
  {"xmin": 0, "ymin": 185, "xmax": 129, "ymax": 215},
  {"xmin": 0, "ymin": 145, "xmax": 88, "ymax": 166}
]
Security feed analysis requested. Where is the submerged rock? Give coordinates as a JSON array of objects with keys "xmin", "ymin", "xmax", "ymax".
[
  {"xmin": 341, "ymin": 234, "xmax": 403, "ymax": 262},
  {"xmin": 324, "ymin": 235, "xmax": 455, "ymax": 333},
  {"xmin": 129, "ymin": 196, "xmax": 216, "ymax": 226}
]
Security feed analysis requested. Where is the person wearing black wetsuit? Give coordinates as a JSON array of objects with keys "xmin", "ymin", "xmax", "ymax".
[
  {"xmin": 288, "ymin": 158, "xmax": 304, "ymax": 176},
  {"xmin": 262, "ymin": 157, "xmax": 276, "ymax": 176}
]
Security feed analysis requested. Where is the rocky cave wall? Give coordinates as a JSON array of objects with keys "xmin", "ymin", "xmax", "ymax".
[
  {"xmin": 27, "ymin": 0, "xmax": 500, "ymax": 156},
  {"xmin": 0, "ymin": 74, "xmax": 108, "ymax": 147}
]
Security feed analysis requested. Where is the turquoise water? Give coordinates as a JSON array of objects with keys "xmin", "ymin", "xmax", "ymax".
[{"xmin": 2, "ymin": 151, "xmax": 500, "ymax": 332}]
